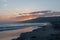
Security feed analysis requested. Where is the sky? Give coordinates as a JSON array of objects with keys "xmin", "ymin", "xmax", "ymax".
[{"xmin": 0, "ymin": 0, "xmax": 60, "ymax": 22}]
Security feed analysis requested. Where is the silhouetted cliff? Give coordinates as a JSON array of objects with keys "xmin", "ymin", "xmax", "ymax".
[
  {"xmin": 19, "ymin": 16, "xmax": 60, "ymax": 28},
  {"xmin": 12, "ymin": 16, "xmax": 60, "ymax": 40},
  {"xmin": 20, "ymin": 16, "xmax": 60, "ymax": 23}
]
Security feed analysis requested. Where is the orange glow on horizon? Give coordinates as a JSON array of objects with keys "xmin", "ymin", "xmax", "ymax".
[
  {"xmin": 0, "ymin": 15, "xmax": 38, "ymax": 22},
  {"xmin": 13, "ymin": 15, "xmax": 38, "ymax": 22}
]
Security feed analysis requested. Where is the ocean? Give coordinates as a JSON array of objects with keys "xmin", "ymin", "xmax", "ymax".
[
  {"xmin": 0, "ymin": 23, "xmax": 49, "ymax": 32},
  {"xmin": 0, "ymin": 23, "xmax": 50, "ymax": 40}
]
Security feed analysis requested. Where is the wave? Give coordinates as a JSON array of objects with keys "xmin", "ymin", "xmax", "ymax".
[{"xmin": 0, "ymin": 23, "xmax": 49, "ymax": 32}]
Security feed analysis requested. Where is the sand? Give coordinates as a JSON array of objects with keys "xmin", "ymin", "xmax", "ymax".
[{"xmin": 0, "ymin": 26, "xmax": 39, "ymax": 40}]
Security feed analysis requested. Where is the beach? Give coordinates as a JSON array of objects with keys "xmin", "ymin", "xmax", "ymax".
[{"xmin": 0, "ymin": 26, "xmax": 39, "ymax": 40}]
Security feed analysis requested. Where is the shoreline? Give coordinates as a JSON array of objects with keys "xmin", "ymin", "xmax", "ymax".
[{"xmin": 0, "ymin": 26, "xmax": 39, "ymax": 40}]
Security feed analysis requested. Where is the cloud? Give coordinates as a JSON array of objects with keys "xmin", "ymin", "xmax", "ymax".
[
  {"xmin": 14, "ymin": 10, "xmax": 60, "ymax": 22},
  {"xmin": 43, "ymin": 11, "xmax": 60, "ymax": 17},
  {"xmin": 20, "ymin": 10, "xmax": 60, "ymax": 17},
  {"xmin": 16, "ymin": 8, "xmax": 20, "ymax": 11},
  {"xmin": 29, "ymin": 11, "xmax": 45, "ymax": 16},
  {"xmin": 2, "ymin": 0, "xmax": 8, "ymax": 7},
  {"xmin": 11, "ymin": 11, "xmax": 48, "ymax": 21},
  {"xmin": 18, "ymin": 11, "xmax": 45, "ymax": 16},
  {"xmin": 3, "ymin": 0, "xmax": 8, "ymax": 2},
  {"xmin": 1, "ymin": 10, "xmax": 60, "ymax": 22},
  {"xmin": 4, "ymin": 4, "xmax": 8, "ymax": 7},
  {"xmin": 12, "ymin": 11, "xmax": 49, "ymax": 21}
]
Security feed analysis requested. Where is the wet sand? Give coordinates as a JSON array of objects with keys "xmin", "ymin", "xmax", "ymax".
[{"xmin": 0, "ymin": 26, "xmax": 38, "ymax": 40}]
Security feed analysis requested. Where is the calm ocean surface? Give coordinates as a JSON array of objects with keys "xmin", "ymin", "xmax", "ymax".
[{"xmin": 0, "ymin": 23, "xmax": 49, "ymax": 32}]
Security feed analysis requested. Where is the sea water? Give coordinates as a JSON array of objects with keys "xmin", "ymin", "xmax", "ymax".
[{"xmin": 0, "ymin": 23, "xmax": 49, "ymax": 32}]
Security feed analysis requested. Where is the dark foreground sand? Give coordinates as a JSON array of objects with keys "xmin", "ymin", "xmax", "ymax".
[{"xmin": 0, "ymin": 26, "xmax": 39, "ymax": 40}]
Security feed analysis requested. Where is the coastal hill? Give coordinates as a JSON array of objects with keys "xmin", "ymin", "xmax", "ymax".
[
  {"xmin": 12, "ymin": 23, "xmax": 60, "ymax": 40},
  {"xmin": 12, "ymin": 16, "xmax": 60, "ymax": 40},
  {"xmin": 17, "ymin": 16, "xmax": 60, "ymax": 28},
  {"xmin": 20, "ymin": 16, "xmax": 60, "ymax": 23}
]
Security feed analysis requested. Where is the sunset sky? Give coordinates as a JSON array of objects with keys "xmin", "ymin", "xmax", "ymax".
[{"xmin": 0, "ymin": 0, "xmax": 60, "ymax": 22}]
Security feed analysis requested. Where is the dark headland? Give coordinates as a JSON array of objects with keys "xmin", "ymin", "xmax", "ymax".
[{"xmin": 12, "ymin": 16, "xmax": 60, "ymax": 40}]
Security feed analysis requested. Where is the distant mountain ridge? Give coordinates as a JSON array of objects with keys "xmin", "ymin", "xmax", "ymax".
[{"xmin": 18, "ymin": 16, "xmax": 60, "ymax": 23}]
